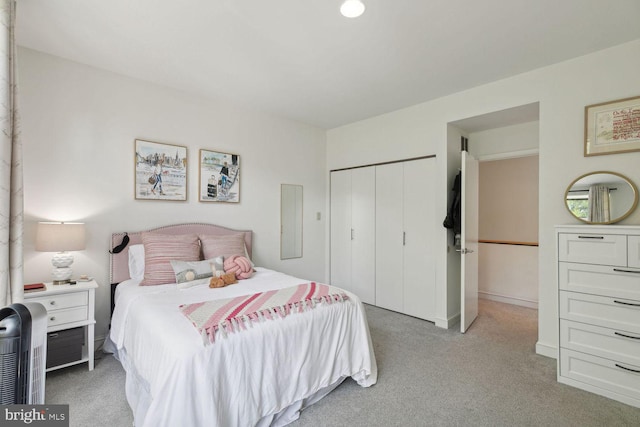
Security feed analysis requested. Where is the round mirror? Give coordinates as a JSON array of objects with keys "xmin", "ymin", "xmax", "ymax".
[{"xmin": 565, "ymin": 171, "xmax": 638, "ymax": 224}]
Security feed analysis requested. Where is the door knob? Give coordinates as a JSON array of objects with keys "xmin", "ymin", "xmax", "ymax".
[{"xmin": 456, "ymin": 248, "xmax": 474, "ymax": 254}]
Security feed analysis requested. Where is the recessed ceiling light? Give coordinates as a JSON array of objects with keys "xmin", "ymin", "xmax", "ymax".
[{"xmin": 340, "ymin": 0, "xmax": 365, "ymax": 18}]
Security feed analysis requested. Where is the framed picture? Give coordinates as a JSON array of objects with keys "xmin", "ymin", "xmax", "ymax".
[
  {"xmin": 134, "ymin": 139, "xmax": 187, "ymax": 201},
  {"xmin": 198, "ymin": 149, "xmax": 240, "ymax": 203},
  {"xmin": 584, "ymin": 95, "xmax": 640, "ymax": 156}
]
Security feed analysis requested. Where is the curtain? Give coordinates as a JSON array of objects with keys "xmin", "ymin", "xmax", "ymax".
[
  {"xmin": 588, "ymin": 184, "xmax": 610, "ymax": 223},
  {"xmin": 0, "ymin": 0, "xmax": 23, "ymax": 306}
]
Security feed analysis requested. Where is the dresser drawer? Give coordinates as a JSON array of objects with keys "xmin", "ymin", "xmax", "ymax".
[
  {"xmin": 46, "ymin": 306, "xmax": 88, "ymax": 328},
  {"xmin": 559, "ymin": 262, "xmax": 640, "ymax": 301},
  {"xmin": 560, "ymin": 349, "xmax": 640, "ymax": 403},
  {"xmin": 560, "ymin": 319, "xmax": 640, "ymax": 367},
  {"xmin": 559, "ymin": 290, "xmax": 640, "ymax": 334},
  {"xmin": 27, "ymin": 291, "xmax": 88, "ymax": 312},
  {"xmin": 630, "ymin": 236, "xmax": 640, "ymax": 268},
  {"xmin": 558, "ymin": 233, "xmax": 627, "ymax": 266}
]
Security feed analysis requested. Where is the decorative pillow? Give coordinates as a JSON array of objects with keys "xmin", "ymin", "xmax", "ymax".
[
  {"xmin": 170, "ymin": 258, "xmax": 221, "ymax": 284},
  {"xmin": 140, "ymin": 233, "xmax": 200, "ymax": 286},
  {"xmin": 128, "ymin": 244, "xmax": 145, "ymax": 281},
  {"xmin": 200, "ymin": 233, "xmax": 246, "ymax": 260},
  {"xmin": 210, "ymin": 256, "xmax": 225, "ymax": 277},
  {"xmin": 224, "ymin": 255, "xmax": 254, "ymax": 280}
]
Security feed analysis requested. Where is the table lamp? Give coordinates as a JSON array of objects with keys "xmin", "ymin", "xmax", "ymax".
[{"xmin": 36, "ymin": 222, "xmax": 86, "ymax": 285}]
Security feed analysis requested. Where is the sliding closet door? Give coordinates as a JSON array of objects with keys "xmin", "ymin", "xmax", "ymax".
[
  {"xmin": 351, "ymin": 167, "xmax": 376, "ymax": 304},
  {"xmin": 375, "ymin": 163, "xmax": 404, "ymax": 312},
  {"xmin": 330, "ymin": 170, "xmax": 352, "ymax": 292},
  {"xmin": 403, "ymin": 157, "xmax": 436, "ymax": 319}
]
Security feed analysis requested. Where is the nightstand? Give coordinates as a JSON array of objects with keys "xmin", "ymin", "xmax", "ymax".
[{"xmin": 23, "ymin": 280, "xmax": 98, "ymax": 372}]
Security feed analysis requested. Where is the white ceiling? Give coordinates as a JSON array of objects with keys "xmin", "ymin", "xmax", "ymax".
[{"xmin": 16, "ymin": 0, "xmax": 640, "ymax": 129}]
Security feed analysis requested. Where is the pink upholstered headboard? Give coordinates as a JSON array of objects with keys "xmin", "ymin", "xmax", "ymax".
[{"xmin": 109, "ymin": 223, "xmax": 253, "ymax": 285}]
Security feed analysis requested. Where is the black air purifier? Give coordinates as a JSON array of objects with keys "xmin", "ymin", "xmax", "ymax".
[{"xmin": 0, "ymin": 302, "xmax": 47, "ymax": 404}]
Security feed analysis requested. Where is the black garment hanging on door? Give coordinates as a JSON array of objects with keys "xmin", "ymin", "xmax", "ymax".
[{"xmin": 443, "ymin": 171, "xmax": 461, "ymax": 241}]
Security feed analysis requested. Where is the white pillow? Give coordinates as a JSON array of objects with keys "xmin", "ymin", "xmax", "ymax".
[{"xmin": 128, "ymin": 244, "xmax": 145, "ymax": 281}]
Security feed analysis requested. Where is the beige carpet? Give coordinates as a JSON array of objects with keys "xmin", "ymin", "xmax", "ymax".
[{"xmin": 45, "ymin": 299, "xmax": 640, "ymax": 426}]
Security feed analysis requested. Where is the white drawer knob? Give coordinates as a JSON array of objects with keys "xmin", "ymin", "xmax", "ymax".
[
  {"xmin": 49, "ymin": 316, "xmax": 56, "ymax": 322},
  {"xmin": 50, "ymin": 301, "xmax": 56, "ymax": 306}
]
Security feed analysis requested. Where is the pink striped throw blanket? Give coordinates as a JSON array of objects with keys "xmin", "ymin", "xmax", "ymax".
[{"xmin": 180, "ymin": 282, "xmax": 349, "ymax": 344}]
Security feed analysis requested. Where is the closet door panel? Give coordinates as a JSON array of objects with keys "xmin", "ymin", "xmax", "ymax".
[
  {"xmin": 330, "ymin": 170, "xmax": 352, "ymax": 292},
  {"xmin": 351, "ymin": 167, "xmax": 376, "ymax": 304},
  {"xmin": 403, "ymin": 158, "xmax": 436, "ymax": 320},
  {"xmin": 375, "ymin": 163, "xmax": 404, "ymax": 312}
]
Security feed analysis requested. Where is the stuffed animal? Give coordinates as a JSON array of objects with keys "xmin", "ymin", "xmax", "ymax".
[
  {"xmin": 223, "ymin": 255, "xmax": 254, "ymax": 280},
  {"xmin": 209, "ymin": 272, "xmax": 238, "ymax": 288}
]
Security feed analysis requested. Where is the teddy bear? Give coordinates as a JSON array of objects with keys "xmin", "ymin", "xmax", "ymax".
[{"xmin": 209, "ymin": 272, "xmax": 238, "ymax": 288}]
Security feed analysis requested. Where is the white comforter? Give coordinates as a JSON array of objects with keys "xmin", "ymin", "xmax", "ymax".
[{"xmin": 109, "ymin": 267, "xmax": 377, "ymax": 427}]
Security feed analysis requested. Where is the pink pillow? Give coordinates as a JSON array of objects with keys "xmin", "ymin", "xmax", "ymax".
[
  {"xmin": 200, "ymin": 233, "xmax": 246, "ymax": 260},
  {"xmin": 224, "ymin": 255, "xmax": 254, "ymax": 280},
  {"xmin": 140, "ymin": 233, "xmax": 200, "ymax": 286}
]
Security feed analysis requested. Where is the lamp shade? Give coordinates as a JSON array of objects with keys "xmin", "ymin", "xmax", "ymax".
[{"xmin": 36, "ymin": 222, "xmax": 86, "ymax": 252}]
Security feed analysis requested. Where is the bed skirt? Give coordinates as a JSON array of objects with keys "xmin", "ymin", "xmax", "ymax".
[{"xmin": 105, "ymin": 337, "xmax": 348, "ymax": 427}]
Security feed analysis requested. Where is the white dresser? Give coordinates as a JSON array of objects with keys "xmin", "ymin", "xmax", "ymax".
[{"xmin": 556, "ymin": 225, "xmax": 640, "ymax": 408}]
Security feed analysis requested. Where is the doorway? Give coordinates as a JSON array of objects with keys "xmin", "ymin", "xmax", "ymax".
[
  {"xmin": 476, "ymin": 153, "xmax": 539, "ymax": 309},
  {"xmin": 448, "ymin": 102, "xmax": 540, "ymax": 329}
]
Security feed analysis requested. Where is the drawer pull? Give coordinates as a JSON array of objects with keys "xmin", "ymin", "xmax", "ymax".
[
  {"xmin": 614, "ymin": 331, "xmax": 640, "ymax": 340},
  {"xmin": 613, "ymin": 268, "xmax": 640, "ymax": 274},
  {"xmin": 49, "ymin": 301, "xmax": 56, "ymax": 305},
  {"xmin": 577, "ymin": 235, "xmax": 604, "ymax": 239},
  {"xmin": 613, "ymin": 300, "xmax": 640, "ymax": 307},
  {"xmin": 615, "ymin": 363, "xmax": 640, "ymax": 374},
  {"xmin": 49, "ymin": 316, "xmax": 56, "ymax": 322}
]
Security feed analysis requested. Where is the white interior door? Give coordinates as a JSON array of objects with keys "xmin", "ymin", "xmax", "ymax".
[
  {"xmin": 330, "ymin": 170, "xmax": 352, "ymax": 292},
  {"xmin": 461, "ymin": 151, "xmax": 479, "ymax": 333},
  {"xmin": 403, "ymin": 158, "xmax": 436, "ymax": 319},
  {"xmin": 351, "ymin": 167, "xmax": 376, "ymax": 304},
  {"xmin": 375, "ymin": 163, "xmax": 404, "ymax": 312}
]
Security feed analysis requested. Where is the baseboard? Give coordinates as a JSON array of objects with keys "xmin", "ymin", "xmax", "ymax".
[
  {"xmin": 479, "ymin": 291, "xmax": 538, "ymax": 309},
  {"xmin": 434, "ymin": 313, "xmax": 460, "ymax": 329},
  {"xmin": 535, "ymin": 341, "xmax": 557, "ymax": 359}
]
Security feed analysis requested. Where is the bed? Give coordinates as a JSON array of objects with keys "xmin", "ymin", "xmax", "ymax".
[{"xmin": 104, "ymin": 223, "xmax": 377, "ymax": 427}]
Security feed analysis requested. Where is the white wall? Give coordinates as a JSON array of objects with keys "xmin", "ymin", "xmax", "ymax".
[
  {"xmin": 327, "ymin": 39, "xmax": 640, "ymax": 357},
  {"xmin": 478, "ymin": 155, "xmax": 539, "ymax": 243},
  {"xmin": 477, "ymin": 155, "xmax": 539, "ymax": 308},
  {"xmin": 19, "ymin": 48, "xmax": 327, "ymax": 340},
  {"xmin": 478, "ymin": 244, "xmax": 539, "ymax": 308},
  {"xmin": 471, "ymin": 121, "xmax": 539, "ymax": 158}
]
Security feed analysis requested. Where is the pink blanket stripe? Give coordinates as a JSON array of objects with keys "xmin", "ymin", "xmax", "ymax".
[
  {"xmin": 181, "ymin": 301, "xmax": 205, "ymax": 317},
  {"xmin": 287, "ymin": 283, "xmax": 311, "ymax": 306},
  {"xmin": 244, "ymin": 290, "xmax": 278, "ymax": 315},
  {"xmin": 201, "ymin": 295, "xmax": 252, "ymax": 332},
  {"xmin": 180, "ymin": 282, "xmax": 349, "ymax": 344},
  {"xmin": 303, "ymin": 282, "xmax": 317, "ymax": 302}
]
